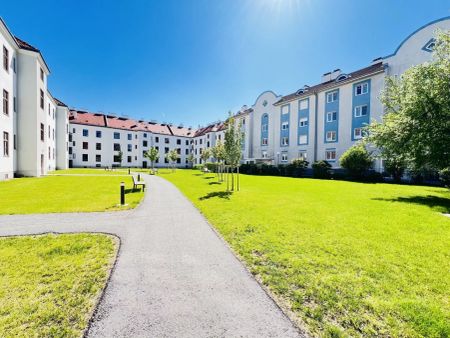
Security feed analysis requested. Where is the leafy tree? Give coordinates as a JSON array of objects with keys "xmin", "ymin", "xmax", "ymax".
[
  {"xmin": 439, "ymin": 168, "xmax": 450, "ymax": 188},
  {"xmin": 384, "ymin": 157, "xmax": 406, "ymax": 183},
  {"xmin": 144, "ymin": 147, "xmax": 159, "ymax": 170},
  {"xmin": 211, "ymin": 140, "xmax": 226, "ymax": 181},
  {"xmin": 116, "ymin": 150, "xmax": 123, "ymax": 166},
  {"xmin": 187, "ymin": 153, "xmax": 195, "ymax": 168},
  {"xmin": 340, "ymin": 144, "xmax": 373, "ymax": 179},
  {"xmin": 224, "ymin": 113, "xmax": 243, "ymax": 191},
  {"xmin": 200, "ymin": 148, "xmax": 211, "ymax": 164},
  {"xmin": 165, "ymin": 149, "xmax": 179, "ymax": 172},
  {"xmin": 312, "ymin": 160, "xmax": 332, "ymax": 179},
  {"xmin": 367, "ymin": 30, "xmax": 450, "ymax": 172}
]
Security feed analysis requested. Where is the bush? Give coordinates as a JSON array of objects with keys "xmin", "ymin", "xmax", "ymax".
[
  {"xmin": 291, "ymin": 158, "xmax": 309, "ymax": 177},
  {"xmin": 204, "ymin": 162, "xmax": 219, "ymax": 172},
  {"xmin": 312, "ymin": 161, "xmax": 332, "ymax": 179},
  {"xmin": 193, "ymin": 164, "xmax": 204, "ymax": 171},
  {"xmin": 439, "ymin": 168, "xmax": 450, "ymax": 188},
  {"xmin": 384, "ymin": 158, "xmax": 406, "ymax": 183},
  {"xmin": 340, "ymin": 144, "xmax": 373, "ymax": 179}
]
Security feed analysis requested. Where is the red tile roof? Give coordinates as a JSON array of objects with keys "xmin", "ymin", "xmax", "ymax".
[
  {"xmin": 69, "ymin": 111, "xmax": 106, "ymax": 127},
  {"xmin": 275, "ymin": 62, "xmax": 385, "ymax": 105}
]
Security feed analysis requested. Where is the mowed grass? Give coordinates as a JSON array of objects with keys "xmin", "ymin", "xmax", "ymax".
[
  {"xmin": 50, "ymin": 168, "xmax": 130, "ymax": 175},
  {"xmin": 164, "ymin": 170, "xmax": 450, "ymax": 337},
  {"xmin": 0, "ymin": 175, "xmax": 143, "ymax": 214},
  {"xmin": 0, "ymin": 233, "xmax": 117, "ymax": 337}
]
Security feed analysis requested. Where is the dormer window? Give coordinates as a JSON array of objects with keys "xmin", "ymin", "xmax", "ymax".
[{"xmin": 336, "ymin": 74, "xmax": 349, "ymax": 82}]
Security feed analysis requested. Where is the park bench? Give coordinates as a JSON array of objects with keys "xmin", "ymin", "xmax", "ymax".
[{"xmin": 132, "ymin": 175, "xmax": 146, "ymax": 191}]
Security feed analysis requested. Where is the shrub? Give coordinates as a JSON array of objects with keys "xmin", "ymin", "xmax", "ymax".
[
  {"xmin": 312, "ymin": 161, "xmax": 332, "ymax": 179},
  {"xmin": 384, "ymin": 158, "xmax": 406, "ymax": 183},
  {"xmin": 340, "ymin": 144, "xmax": 373, "ymax": 179},
  {"xmin": 439, "ymin": 168, "xmax": 450, "ymax": 188},
  {"xmin": 204, "ymin": 162, "xmax": 219, "ymax": 172},
  {"xmin": 193, "ymin": 164, "xmax": 204, "ymax": 171},
  {"xmin": 291, "ymin": 158, "xmax": 309, "ymax": 177}
]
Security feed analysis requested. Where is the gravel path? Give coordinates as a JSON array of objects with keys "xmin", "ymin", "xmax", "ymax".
[{"xmin": 0, "ymin": 174, "xmax": 302, "ymax": 338}]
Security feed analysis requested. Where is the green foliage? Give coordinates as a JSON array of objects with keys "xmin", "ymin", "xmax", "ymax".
[
  {"xmin": 144, "ymin": 147, "xmax": 160, "ymax": 169},
  {"xmin": 204, "ymin": 162, "xmax": 219, "ymax": 172},
  {"xmin": 165, "ymin": 170, "xmax": 450, "ymax": 337},
  {"xmin": 200, "ymin": 148, "xmax": 211, "ymax": 163},
  {"xmin": 384, "ymin": 157, "xmax": 406, "ymax": 183},
  {"xmin": 340, "ymin": 144, "xmax": 373, "ymax": 178},
  {"xmin": 312, "ymin": 160, "xmax": 332, "ymax": 179},
  {"xmin": 439, "ymin": 167, "xmax": 450, "ymax": 188},
  {"xmin": 0, "ymin": 233, "xmax": 117, "ymax": 336},
  {"xmin": 224, "ymin": 113, "xmax": 243, "ymax": 167},
  {"xmin": 187, "ymin": 153, "xmax": 195, "ymax": 166},
  {"xmin": 368, "ymin": 30, "xmax": 450, "ymax": 172}
]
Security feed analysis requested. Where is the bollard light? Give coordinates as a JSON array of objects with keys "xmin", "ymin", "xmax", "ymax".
[
  {"xmin": 128, "ymin": 168, "xmax": 130, "ymax": 175},
  {"xmin": 120, "ymin": 182, "xmax": 125, "ymax": 205},
  {"xmin": 138, "ymin": 174, "xmax": 141, "ymax": 181}
]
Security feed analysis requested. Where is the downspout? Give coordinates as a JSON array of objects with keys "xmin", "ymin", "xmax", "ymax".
[{"xmin": 313, "ymin": 91, "xmax": 319, "ymax": 162}]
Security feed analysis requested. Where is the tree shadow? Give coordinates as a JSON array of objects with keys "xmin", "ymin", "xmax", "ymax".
[
  {"xmin": 203, "ymin": 176, "xmax": 214, "ymax": 180},
  {"xmin": 208, "ymin": 182, "xmax": 221, "ymax": 185},
  {"xmin": 193, "ymin": 174, "xmax": 203, "ymax": 176},
  {"xmin": 372, "ymin": 195, "xmax": 450, "ymax": 213},
  {"xmin": 199, "ymin": 191, "xmax": 232, "ymax": 200}
]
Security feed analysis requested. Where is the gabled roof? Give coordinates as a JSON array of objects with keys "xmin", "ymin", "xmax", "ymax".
[
  {"xmin": 169, "ymin": 125, "xmax": 195, "ymax": 137},
  {"xmin": 14, "ymin": 36, "xmax": 40, "ymax": 52},
  {"xmin": 54, "ymin": 98, "xmax": 68, "ymax": 107},
  {"xmin": 275, "ymin": 62, "xmax": 385, "ymax": 105}
]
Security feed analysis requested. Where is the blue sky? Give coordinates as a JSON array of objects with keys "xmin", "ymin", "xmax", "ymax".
[{"xmin": 2, "ymin": 1, "xmax": 449, "ymax": 127}]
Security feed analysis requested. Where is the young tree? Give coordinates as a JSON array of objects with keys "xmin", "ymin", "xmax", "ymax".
[
  {"xmin": 166, "ymin": 149, "xmax": 179, "ymax": 172},
  {"xmin": 144, "ymin": 147, "xmax": 159, "ymax": 170},
  {"xmin": 187, "ymin": 153, "xmax": 195, "ymax": 168},
  {"xmin": 211, "ymin": 140, "xmax": 226, "ymax": 181},
  {"xmin": 116, "ymin": 150, "xmax": 123, "ymax": 167},
  {"xmin": 367, "ymin": 30, "xmax": 450, "ymax": 172},
  {"xmin": 224, "ymin": 113, "xmax": 243, "ymax": 191},
  {"xmin": 200, "ymin": 148, "xmax": 211, "ymax": 165},
  {"xmin": 340, "ymin": 143, "xmax": 373, "ymax": 179}
]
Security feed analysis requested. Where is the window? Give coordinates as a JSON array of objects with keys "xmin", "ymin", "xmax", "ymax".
[
  {"xmin": 82, "ymin": 154, "xmax": 88, "ymax": 162},
  {"xmin": 96, "ymin": 155, "xmax": 101, "ymax": 162},
  {"xmin": 422, "ymin": 39, "xmax": 436, "ymax": 52},
  {"xmin": 82, "ymin": 129, "xmax": 89, "ymax": 137},
  {"xmin": 113, "ymin": 143, "xmax": 121, "ymax": 151},
  {"xmin": 355, "ymin": 82, "xmax": 369, "ymax": 96},
  {"xmin": 326, "ymin": 131, "xmax": 337, "ymax": 142},
  {"xmin": 165, "ymin": 147, "xmax": 169, "ymax": 154},
  {"xmin": 127, "ymin": 156, "xmax": 132, "ymax": 163},
  {"xmin": 96, "ymin": 143, "xmax": 101, "ymax": 150},
  {"xmin": 262, "ymin": 123, "xmax": 268, "ymax": 132},
  {"xmin": 113, "ymin": 132, "xmax": 120, "ymax": 139},
  {"xmin": 40, "ymin": 90, "xmax": 44, "ymax": 109},
  {"xmin": 40, "ymin": 68, "xmax": 44, "ymax": 81},
  {"xmin": 144, "ymin": 133, "xmax": 147, "ymax": 138},
  {"xmin": 113, "ymin": 155, "xmax": 121, "ymax": 163},
  {"xmin": 12, "ymin": 57, "xmax": 15, "ymax": 73},
  {"xmin": 354, "ymin": 128, "xmax": 363, "ymax": 139},
  {"xmin": 48, "ymin": 147, "xmax": 51, "ymax": 160},
  {"xmin": 3, "ymin": 46, "xmax": 8, "ymax": 71},
  {"xmin": 326, "ymin": 111, "xmax": 337, "ymax": 122},
  {"xmin": 282, "ymin": 122, "xmax": 289, "ymax": 130},
  {"xmin": 281, "ymin": 137, "xmax": 289, "ymax": 146},
  {"xmin": 82, "ymin": 142, "xmax": 88, "ymax": 150},
  {"xmin": 354, "ymin": 105, "xmax": 368, "ymax": 117},
  {"xmin": 48, "ymin": 125, "xmax": 50, "ymax": 139},
  {"xmin": 52, "ymin": 128, "xmax": 55, "ymax": 140},
  {"xmin": 299, "ymin": 99, "xmax": 308, "ymax": 110},
  {"xmin": 143, "ymin": 140, "xmax": 148, "ymax": 147},
  {"xmin": 127, "ymin": 144, "xmax": 132, "ymax": 152},
  {"xmin": 262, "ymin": 151, "xmax": 267, "ymax": 159},
  {"xmin": 185, "ymin": 149, "xmax": 189, "ymax": 155},
  {"xmin": 326, "ymin": 91, "xmax": 338, "ymax": 103},
  {"xmin": 281, "ymin": 152, "xmax": 288, "ymax": 162},
  {"xmin": 281, "ymin": 105, "xmax": 289, "ymax": 115},
  {"xmin": 298, "ymin": 151, "xmax": 307, "ymax": 160},
  {"xmin": 326, "ymin": 150, "xmax": 336, "ymax": 161},
  {"xmin": 155, "ymin": 137, "xmax": 159, "ymax": 143},
  {"xmin": 96, "ymin": 130, "xmax": 102, "ymax": 138},
  {"xmin": 186, "ymin": 140, "xmax": 189, "ymax": 146},
  {"xmin": 165, "ymin": 138, "xmax": 169, "ymax": 144},
  {"xmin": 13, "ymin": 96, "xmax": 16, "ymax": 112},
  {"xmin": 127, "ymin": 133, "xmax": 132, "ymax": 140},
  {"xmin": 3, "ymin": 90, "xmax": 8, "ymax": 115},
  {"xmin": 299, "ymin": 135, "xmax": 308, "ymax": 145},
  {"xmin": 48, "ymin": 103, "xmax": 50, "ymax": 116},
  {"xmin": 13, "ymin": 134, "xmax": 16, "ymax": 150},
  {"xmin": 299, "ymin": 117, "xmax": 308, "ymax": 127},
  {"xmin": 262, "ymin": 138, "xmax": 268, "ymax": 146},
  {"xmin": 40, "ymin": 123, "xmax": 44, "ymax": 141},
  {"xmin": 177, "ymin": 139, "xmax": 181, "ymax": 145},
  {"xmin": 3, "ymin": 132, "xmax": 9, "ymax": 156}
]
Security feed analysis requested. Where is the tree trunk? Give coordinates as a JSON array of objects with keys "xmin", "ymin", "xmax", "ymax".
[{"xmin": 237, "ymin": 166, "xmax": 240, "ymax": 191}]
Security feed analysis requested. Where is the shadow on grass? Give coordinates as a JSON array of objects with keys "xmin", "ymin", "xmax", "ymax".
[
  {"xmin": 208, "ymin": 182, "xmax": 221, "ymax": 185},
  {"xmin": 203, "ymin": 176, "xmax": 214, "ymax": 180},
  {"xmin": 199, "ymin": 191, "xmax": 232, "ymax": 200},
  {"xmin": 373, "ymin": 195, "xmax": 450, "ymax": 213}
]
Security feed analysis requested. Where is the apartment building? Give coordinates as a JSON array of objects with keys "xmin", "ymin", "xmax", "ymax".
[
  {"xmin": 0, "ymin": 18, "xmax": 69, "ymax": 180},
  {"xmin": 69, "ymin": 110, "xmax": 194, "ymax": 168}
]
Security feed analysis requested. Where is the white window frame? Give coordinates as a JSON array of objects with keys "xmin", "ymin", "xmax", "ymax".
[
  {"xmin": 262, "ymin": 151, "xmax": 267, "ymax": 159},
  {"xmin": 299, "ymin": 99, "xmax": 309, "ymax": 110},
  {"xmin": 281, "ymin": 152, "xmax": 288, "ymax": 162},
  {"xmin": 326, "ymin": 91, "xmax": 338, "ymax": 103},
  {"xmin": 326, "ymin": 111, "xmax": 337, "ymax": 123},
  {"xmin": 326, "ymin": 150, "xmax": 336, "ymax": 161},
  {"xmin": 299, "ymin": 117, "xmax": 308, "ymax": 127},
  {"xmin": 354, "ymin": 105, "xmax": 368, "ymax": 117},
  {"xmin": 262, "ymin": 123, "xmax": 268, "ymax": 132},
  {"xmin": 355, "ymin": 82, "xmax": 369, "ymax": 96},
  {"xmin": 298, "ymin": 135, "xmax": 307, "ymax": 145},
  {"xmin": 281, "ymin": 105, "xmax": 290, "ymax": 115},
  {"xmin": 281, "ymin": 137, "xmax": 289, "ymax": 146},
  {"xmin": 298, "ymin": 151, "xmax": 307, "ymax": 160},
  {"xmin": 326, "ymin": 131, "xmax": 336, "ymax": 142},
  {"xmin": 262, "ymin": 137, "xmax": 268, "ymax": 146},
  {"xmin": 354, "ymin": 127, "xmax": 362, "ymax": 139},
  {"xmin": 282, "ymin": 122, "xmax": 289, "ymax": 130}
]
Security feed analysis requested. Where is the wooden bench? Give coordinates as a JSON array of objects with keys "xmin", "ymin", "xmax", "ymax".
[{"xmin": 132, "ymin": 176, "xmax": 146, "ymax": 191}]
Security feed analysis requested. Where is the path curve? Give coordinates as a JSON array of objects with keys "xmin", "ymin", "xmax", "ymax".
[{"xmin": 0, "ymin": 174, "xmax": 303, "ymax": 338}]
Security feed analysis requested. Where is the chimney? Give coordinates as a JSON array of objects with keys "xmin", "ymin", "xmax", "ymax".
[
  {"xmin": 321, "ymin": 71, "xmax": 332, "ymax": 83},
  {"xmin": 330, "ymin": 69, "xmax": 342, "ymax": 81}
]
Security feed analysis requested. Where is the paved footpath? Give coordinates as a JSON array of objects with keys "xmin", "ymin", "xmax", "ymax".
[{"xmin": 0, "ymin": 174, "xmax": 302, "ymax": 338}]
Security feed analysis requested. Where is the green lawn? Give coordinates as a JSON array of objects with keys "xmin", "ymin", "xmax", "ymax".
[
  {"xmin": 164, "ymin": 170, "xmax": 450, "ymax": 337},
  {"xmin": 0, "ymin": 233, "xmax": 117, "ymax": 337},
  {"xmin": 0, "ymin": 175, "xmax": 143, "ymax": 214},
  {"xmin": 50, "ymin": 168, "xmax": 130, "ymax": 175}
]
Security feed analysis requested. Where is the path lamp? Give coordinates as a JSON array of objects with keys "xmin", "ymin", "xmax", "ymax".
[{"xmin": 120, "ymin": 182, "xmax": 125, "ymax": 206}]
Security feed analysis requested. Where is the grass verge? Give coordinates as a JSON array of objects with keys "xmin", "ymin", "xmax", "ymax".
[{"xmin": 0, "ymin": 233, "xmax": 118, "ymax": 337}]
